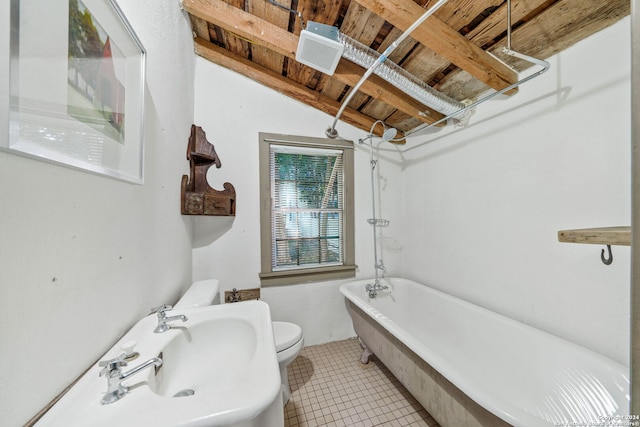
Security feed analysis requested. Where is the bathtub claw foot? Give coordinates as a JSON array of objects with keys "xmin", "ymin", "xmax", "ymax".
[{"xmin": 358, "ymin": 337, "xmax": 373, "ymax": 364}]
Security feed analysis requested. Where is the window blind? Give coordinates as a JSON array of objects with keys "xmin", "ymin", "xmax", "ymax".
[{"xmin": 270, "ymin": 144, "xmax": 344, "ymax": 270}]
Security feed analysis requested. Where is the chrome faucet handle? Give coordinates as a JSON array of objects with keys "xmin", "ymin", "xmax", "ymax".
[
  {"xmin": 98, "ymin": 353, "xmax": 127, "ymax": 377},
  {"xmin": 152, "ymin": 304, "xmax": 187, "ymax": 333},
  {"xmin": 151, "ymin": 304, "xmax": 172, "ymax": 317}
]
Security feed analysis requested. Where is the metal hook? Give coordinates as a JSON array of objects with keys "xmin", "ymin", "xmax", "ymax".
[{"xmin": 600, "ymin": 245, "xmax": 613, "ymax": 265}]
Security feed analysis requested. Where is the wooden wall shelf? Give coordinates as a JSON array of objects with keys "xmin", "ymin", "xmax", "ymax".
[
  {"xmin": 181, "ymin": 125, "xmax": 236, "ymax": 216},
  {"xmin": 557, "ymin": 226, "xmax": 631, "ymax": 246}
]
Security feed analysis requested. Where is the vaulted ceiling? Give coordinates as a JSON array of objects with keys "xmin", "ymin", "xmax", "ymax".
[{"xmin": 181, "ymin": 0, "xmax": 629, "ymax": 139}]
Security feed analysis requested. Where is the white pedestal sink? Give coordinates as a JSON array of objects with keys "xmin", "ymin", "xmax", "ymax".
[{"xmin": 36, "ymin": 301, "xmax": 284, "ymax": 427}]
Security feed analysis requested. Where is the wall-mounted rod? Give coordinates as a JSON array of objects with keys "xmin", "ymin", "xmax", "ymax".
[{"xmin": 326, "ymin": 0, "xmax": 450, "ymax": 138}]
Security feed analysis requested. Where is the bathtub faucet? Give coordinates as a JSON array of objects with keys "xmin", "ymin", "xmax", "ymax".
[{"xmin": 366, "ymin": 281, "xmax": 388, "ymax": 298}]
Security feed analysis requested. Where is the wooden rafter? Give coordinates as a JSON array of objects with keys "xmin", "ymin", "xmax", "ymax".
[
  {"xmin": 353, "ymin": 0, "xmax": 519, "ymax": 94},
  {"xmin": 182, "ymin": 0, "xmax": 447, "ymax": 126},
  {"xmin": 248, "ymin": 0, "xmax": 291, "ymax": 73},
  {"xmin": 491, "ymin": 0, "xmax": 631, "ymax": 71},
  {"xmin": 437, "ymin": 0, "xmax": 631, "ymax": 101},
  {"xmin": 465, "ymin": 0, "xmax": 552, "ymax": 48},
  {"xmin": 182, "ymin": 0, "xmax": 630, "ymax": 134},
  {"xmin": 194, "ymin": 37, "xmax": 382, "ymax": 134}
]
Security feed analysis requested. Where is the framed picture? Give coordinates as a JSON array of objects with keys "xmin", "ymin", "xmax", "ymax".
[{"xmin": 1, "ymin": 0, "xmax": 146, "ymax": 184}]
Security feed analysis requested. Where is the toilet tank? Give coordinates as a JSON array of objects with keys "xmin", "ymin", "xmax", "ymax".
[{"xmin": 174, "ymin": 279, "xmax": 220, "ymax": 309}]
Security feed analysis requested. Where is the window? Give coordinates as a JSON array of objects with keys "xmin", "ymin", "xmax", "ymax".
[{"xmin": 259, "ymin": 133, "xmax": 355, "ymax": 286}]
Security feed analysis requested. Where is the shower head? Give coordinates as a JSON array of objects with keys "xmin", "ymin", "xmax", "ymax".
[
  {"xmin": 382, "ymin": 127, "xmax": 397, "ymax": 142},
  {"xmin": 358, "ymin": 121, "xmax": 400, "ymax": 145}
]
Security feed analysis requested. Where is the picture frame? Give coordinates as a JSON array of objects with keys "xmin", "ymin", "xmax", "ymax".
[{"xmin": 1, "ymin": 0, "xmax": 146, "ymax": 184}]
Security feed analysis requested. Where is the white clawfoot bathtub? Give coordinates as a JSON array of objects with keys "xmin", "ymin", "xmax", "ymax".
[{"xmin": 340, "ymin": 277, "xmax": 629, "ymax": 427}]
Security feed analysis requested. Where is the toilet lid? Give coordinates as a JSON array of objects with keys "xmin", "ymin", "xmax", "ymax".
[{"xmin": 272, "ymin": 321, "xmax": 303, "ymax": 352}]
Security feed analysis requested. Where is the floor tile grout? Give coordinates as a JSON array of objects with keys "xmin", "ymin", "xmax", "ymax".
[{"xmin": 283, "ymin": 338, "xmax": 440, "ymax": 427}]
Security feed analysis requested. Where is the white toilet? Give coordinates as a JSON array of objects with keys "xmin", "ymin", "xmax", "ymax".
[
  {"xmin": 271, "ymin": 320, "xmax": 304, "ymax": 404},
  {"xmin": 174, "ymin": 279, "xmax": 304, "ymax": 405}
]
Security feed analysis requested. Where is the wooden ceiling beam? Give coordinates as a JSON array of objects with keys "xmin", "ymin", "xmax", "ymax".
[
  {"xmin": 465, "ymin": 0, "xmax": 551, "ymax": 49},
  {"xmin": 181, "ymin": 0, "xmax": 446, "ymax": 125},
  {"xmin": 435, "ymin": 0, "xmax": 630, "ymax": 105},
  {"xmin": 183, "ymin": 0, "xmax": 298, "ymax": 55},
  {"xmin": 430, "ymin": 0, "xmax": 551, "ymax": 100},
  {"xmin": 335, "ymin": 62, "xmax": 445, "ymax": 124},
  {"xmin": 354, "ymin": 0, "xmax": 519, "ymax": 94},
  {"xmin": 193, "ymin": 37, "xmax": 381, "ymax": 135},
  {"xmin": 490, "ymin": 0, "xmax": 630, "ymax": 71},
  {"xmin": 247, "ymin": 0, "xmax": 291, "ymax": 74}
]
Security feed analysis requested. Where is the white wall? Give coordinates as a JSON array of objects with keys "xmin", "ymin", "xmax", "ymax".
[
  {"xmin": 400, "ymin": 18, "xmax": 631, "ymax": 364},
  {"xmin": 0, "ymin": 1, "xmax": 195, "ymax": 425},
  {"xmin": 192, "ymin": 58, "xmax": 406, "ymax": 345},
  {"xmin": 1, "ymin": 3, "xmax": 629, "ymax": 425},
  {"xmin": 192, "ymin": 18, "xmax": 631, "ymax": 362}
]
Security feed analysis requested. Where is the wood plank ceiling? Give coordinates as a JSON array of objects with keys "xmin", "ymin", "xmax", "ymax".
[{"xmin": 181, "ymin": 0, "xmax": 629, "ymax": 139}]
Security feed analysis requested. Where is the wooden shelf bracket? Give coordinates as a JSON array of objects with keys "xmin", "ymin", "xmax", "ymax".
[
  {"xmin": 558, "ymin": 226, "xmax": 631, "ymax": 266},
  {"xmin": 181, "ymin": 125, "xmax": 236, "ymax": 216}
]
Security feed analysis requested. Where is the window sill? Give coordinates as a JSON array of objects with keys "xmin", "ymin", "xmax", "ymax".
[{"xmin": 260, "ymin": 265, "xmax": 356, "ymax": 286}]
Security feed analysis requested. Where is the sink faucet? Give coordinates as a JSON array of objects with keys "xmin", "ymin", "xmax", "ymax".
[
  {"xmin": 99, "ymin": 353, "xmax": 162, "ymax": 404},
  {"xmin": 152, "ymin": 304, "xmax": 188, "ymax": 333}
]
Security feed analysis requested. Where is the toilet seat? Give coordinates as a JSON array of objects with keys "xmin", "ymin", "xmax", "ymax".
[
  {"xmin": 272, "ymin": 321, "xmax": 303, "ymax": 352},
  {"xmin": 272, "ymin": 321, "xmax": 304, "ymax": 405}
]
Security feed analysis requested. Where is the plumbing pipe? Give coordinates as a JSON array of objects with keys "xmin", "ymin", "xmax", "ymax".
[{"xmin": 360, "ymin": 120, "xmax": 393, "ymax": 286}]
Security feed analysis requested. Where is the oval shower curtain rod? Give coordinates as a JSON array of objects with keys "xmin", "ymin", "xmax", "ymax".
[
  {"xmin": 325, "ymin": 0, "xmax": 451, "ymax": 139},
  {"xmin": 406, "ymin": 0, "xmax": 550, "ymax": 137},
  {"xmin": 406, "ymin": 48, "xmax": 551, "ymax": 138},
  {"xmin": 326, "ymin": 0, "xmax": 550, "ymax": 141}
]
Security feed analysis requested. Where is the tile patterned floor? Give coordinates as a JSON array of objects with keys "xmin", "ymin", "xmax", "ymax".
[{"xmin": 283, "ymin": 338, "xmax": 440, "ymax": 427}]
